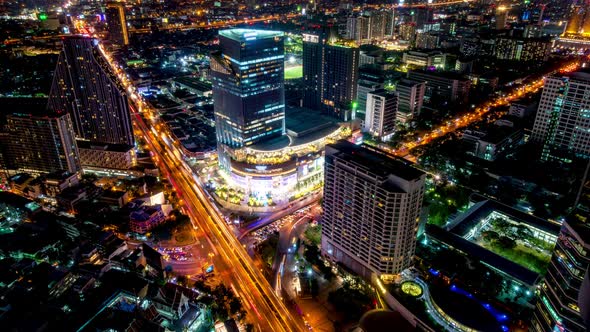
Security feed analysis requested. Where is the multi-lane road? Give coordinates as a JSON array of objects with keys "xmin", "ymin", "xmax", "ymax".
[
  {"xmin": 373, "ymin": 59, "xmax": 583, "ymax": 159},
  {"xmin": 95, "ymin": 43, "xmax": 306, "ymax": 331},
  {"xmin": 134, "ymin": 109, "xmax": 306, "ymax": 332}
]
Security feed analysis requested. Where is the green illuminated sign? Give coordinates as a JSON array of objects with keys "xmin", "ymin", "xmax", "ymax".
[
  {"xmin": 39, "ymin": 13, "xmax": 48, "ymax": 21},
  {"xmin": 542, "ymin": 296, "xmax": 563, "ymax": 325}
]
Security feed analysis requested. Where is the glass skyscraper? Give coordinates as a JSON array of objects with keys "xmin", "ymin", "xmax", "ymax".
[
  {"xmin": 211, "ymin": 28, "xmax": 285, "ymax": 169},
  {"xmin": 531, "ymin": 216, "xmax": 590, "ymax": 332}
]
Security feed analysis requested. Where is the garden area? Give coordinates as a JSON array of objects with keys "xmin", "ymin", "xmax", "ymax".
[
  {"xmin": 474, "ymin": 218, "xmax": 554, "ymax": 275},
  {"xmin": 214, "ymin": 185, "xmax": 244, "ymax": 205},
  {"xmin": 151, "ymin": 210, "xmax": 195, "ymax": 245},
  {"xmin": 303, "ymin": 224, "xmax": 321, "ymax": 247},
  {"xmin": 284, "ymin": 65, "xmax": 302, "ymax": 80},
  {"xmin": 327, "ymin": 276, "xmax": 375, "ymax": 322},
  {"xmin": 247, "ymin": 193, "xmax": 275, "ymax": 207},
  {"xmin": 425, "ymin": 181, "xmax": 471, "ymax": 227},
  {"xmin": 256, "ymin": 232, "xmax": 279, "ymax": 268}
]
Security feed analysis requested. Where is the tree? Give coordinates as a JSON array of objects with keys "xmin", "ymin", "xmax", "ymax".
[
  {"xmin": 481, "ymin": 230, "xmax": 500, "ymax": 243},
  {"xmin": 496, "ymin": 236, "xmax": 517, "ymax": 250},
  {"xmin": 229, "ymin": 297, "xmax": 242, "ymax": 316},
  {"xmin": 515, "ymin": 224, "xmax": 533, "ymax": 240},
  {"xmin": 304, "ymin": 224, "xmax": 321, "ymax": 246}
]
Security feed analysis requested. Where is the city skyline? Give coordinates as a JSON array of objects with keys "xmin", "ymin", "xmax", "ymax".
[{"xmin": 0, "ymin": 1, "xmax": 590, "ymax": 331}]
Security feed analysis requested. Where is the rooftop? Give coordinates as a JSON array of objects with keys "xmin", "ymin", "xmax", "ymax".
[
  {"xmin": 173, "ymin": 76, "xmax": 212, "ymax": 92},
  {"xmin": 248, "ymin": 107, "xmax": 342, "ymax": 152},
  {"xmin": 218, "ymin": 29, "xmax": 283, "ymax": 42},
  {"xmin": 426, "ymin": 224, "xmax": 541, "ymax": 286},
  {"xmin": 409, "ymin": 69, "xmax": 470, "ymax": 81},
  {"xmin": 76, "ymin": 140, "xmax": 134, "ymax": 152},
  {"xmin": 328, "ymin": 140, "xmax": 425, "ymax": 182},
  {"xmin": 448, "ymin": 195, "xmax": 561, "ymax": 237}
]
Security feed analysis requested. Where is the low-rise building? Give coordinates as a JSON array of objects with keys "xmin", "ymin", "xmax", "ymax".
[
  {"xmin": 402, "ymin": 50, "xmax": 447, "ymax": 69},
  {"xmin": 43, "ymin": 171, "xmax": 80, "ymax": 197},
  {"xmin": 408, "ymin": 70, "xmax": 470, "ymax": 104},
  {"xmin": 462, "ymin": 126, "xmax": 524, "ymax": 161},
  {"xmin": 130, "ymin": 205, "xmax": 169, "ymax": 234},
  {"xmin": 77, "ymin": 141, "xmax": 136, "ymax": 171}
]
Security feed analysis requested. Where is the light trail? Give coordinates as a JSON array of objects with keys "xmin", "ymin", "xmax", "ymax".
[
  {"xmin": 93, "ymin": 38, "xmax": 306, "ymax": 331},
  {"xmin": 369, "ymin": 60, "xmax": 583, "ymax": 159}
]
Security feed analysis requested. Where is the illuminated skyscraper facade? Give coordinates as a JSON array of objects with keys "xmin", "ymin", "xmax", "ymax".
[
  {"xmin": 321, "ymin": 140, "xmax": 426, "ymax": 280},
  {"xmin": 210, "ymin": 29, "xmax": 285, "ymax": 169},
  {"xmin": 531, "ymin": 216, "xmax": 590, "ymax": 332},
  {"xmin": 531, "ymin": 71, "xmax": 590, "ymax": 161},
  {"xmin": 0, "ymin": 99, "xmax": 80, "ymax": 174},
  {"xmin": 302, "ymin": 30, "xmax": 359, "ymax": 121},
  {"xmin": 48, "ymin": 37, "xmax": 134, "ymax": 147}
]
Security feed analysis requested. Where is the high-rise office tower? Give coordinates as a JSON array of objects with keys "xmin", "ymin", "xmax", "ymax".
[
  {"xmin": 0, "ymin": 99, "xmax": 80, "ymax": 174},
  {"xmin": 531, "ymin": 216, "xmax": 590, "ymax": 332},
  {"xmin": 210, "ymin": 29, "xmax": 285, "ymax": 169},
  {"xmin": 321, "ymin": 140, "xmax": 426, "ymax": 280},
  {"xmin": 531, "ymin": 71, "xmax": 590, "ymax": 161},
  {"xmin": 302, "ymin": 29, "xmax": 359, "ymax": 121},
  {"xmin": 105, "ymin": 2, "xmax": 129, "ymax": 46},
  {"xmin": 364, "ymin": 89, "xmax": 397, "ymax": 141},
  {"xmin": 395, "ymin": 79, "xmax": 426, "ymax": 123},
  {"xmin": 48, "ymin": 36, "xmax": 134, "ymax": 147}
]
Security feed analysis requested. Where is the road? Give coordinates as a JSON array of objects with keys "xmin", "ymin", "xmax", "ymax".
[
  {"xmin": 271, "ymin": 215, "xmax": 311, "ymax": 294},
  {"xmin": 371, "ymin": 59, "xmax": 583, "ymax": 159},
  {"xmin": 238, "ymin": 192, "xmax": 321, "ymax": 240},
  {"xmin": 133, "ymin": 107, "xmax": 306, "ymax": 332},
  {"xmin": 95, "ymin": 43, "xmax": 306, "ymax": 331}
]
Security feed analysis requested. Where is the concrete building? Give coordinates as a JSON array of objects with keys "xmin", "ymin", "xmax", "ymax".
[
  {"xmin": 130, "ymin": 205, "xmax": 168, "ymax": 234},
  {"xmin": 347, "ymin": 15, "xmax": 371, "ymax": 44},
  {"xmin": 394, "ymin": 79, "xmax": 426, "ymax": 123},
  {"xmin": 1, "ymin": 100, "xmax": 80, "ymax": 175},
  {"xmin": 48, "ymin": 37, "xmax": 135, "ymax": 172},
  {"xmin": 364, "ymin": 89, "xmax": 398, "ymax": 141},
  {"xmin": 77, "ymin": 141, "xmax": 136, "ymax": 171},
  {"xmin": 494, "ymin": 37, "xmax": 551, "ymax": 62},
  {"xmin": 302, "ymin": 31, "xmax": 359, "ymax": 121},
  {"xmin": 415, "ymin": 31, "xmax": 440, "ymax": 50},
  {"xmin": 322, "ymin": 141, "xmax": 426, "ymax": 281},
  {"xmin": 495, "ymin": 6, "xmax": 508, "ymax": 30},
  {"xmin": 402, "ymin": 50, "xmax": 446, "ymax": 70},
  {"xmin": 356, "ymin": 68, "xmax": 385, "ymax": 124},
  {"xmin": 48, "ymin": 36, "xmax": 134, "ymax": 147},
  {"xmin": 398, "ymin": 23, "xmax": 417, "ymax": 43},
  {"xmin": 43, "ymin": 171, "xmax": 80, "ymax": 197},
  {"xmin": 531, "ymin": 71, "xmax": 590, "ymax": 161},
  {"xmin": 462, "ymin": 126, "xmax": 524, "ymax": 161},
  {"xmin": 407, "ymin": 70, "xmax": 470, "ymax": 105}
]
